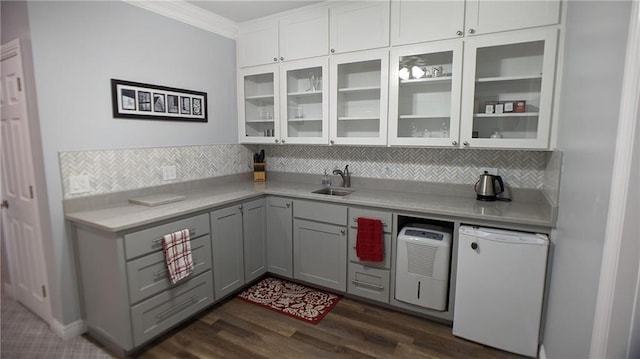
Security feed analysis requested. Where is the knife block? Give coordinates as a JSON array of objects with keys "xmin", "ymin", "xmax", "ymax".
[{"xmin": 253, "ymin": 163, "xmax": 265, "ymax": 182}]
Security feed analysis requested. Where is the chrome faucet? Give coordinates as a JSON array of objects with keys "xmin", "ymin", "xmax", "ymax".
[{"xmin": 333, "ymin": 165, "xmax": 350, "ymax": 188}]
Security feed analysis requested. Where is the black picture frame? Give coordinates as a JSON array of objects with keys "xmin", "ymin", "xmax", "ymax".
[{"xmin": 111, "ymin": 79, "xmax": 207, "ymax": 122}]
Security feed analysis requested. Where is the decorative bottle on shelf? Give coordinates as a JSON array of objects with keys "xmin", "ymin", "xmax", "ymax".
[
  {"xmin": 308, "ymin": 72, "xmax": 319, "ymax": 92},
  {"xmin": 441, "ymin": 121, "xmax": 449, "ymax": 137}
]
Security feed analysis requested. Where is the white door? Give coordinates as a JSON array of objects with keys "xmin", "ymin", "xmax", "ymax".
[{"xmin": 1, "ymin": 39, "xmax": 51, "ymax": 322}]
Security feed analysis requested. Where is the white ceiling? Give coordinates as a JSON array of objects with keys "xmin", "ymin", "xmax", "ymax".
[{"xmin": 186, "ymin": 1, "xmax": 323, "ymax": 23}]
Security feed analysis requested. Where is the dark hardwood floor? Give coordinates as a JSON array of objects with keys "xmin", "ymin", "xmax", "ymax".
[{"xmin": 131, "ymin": 295, "xmax": 526, "ymax": 359}]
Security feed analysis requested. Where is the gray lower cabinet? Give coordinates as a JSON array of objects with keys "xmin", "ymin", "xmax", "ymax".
[
  {"xmin": 266, "ymin": 197, "xmax": 293, "ymax": 278},
  {"xmin": 73, "ymin": 213, "xmax": 213, "ymax": 355},
  {"xmin": 293, "ymin": 200, "xmax": 348, "ymax": 292},
  {"xmin": 243, "ymin": 198, "xmax": 267, "ymax": 282},
  {"xmin": 210, "ymin": 204, "xmax": 245, "ymax": 299},
  {"xmin": 347, "ymin": 207, "xmax": 393, "ymax": 303}
]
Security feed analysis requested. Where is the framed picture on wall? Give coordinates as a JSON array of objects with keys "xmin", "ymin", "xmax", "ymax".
[{"xmin": 111, "ymin": 79, "xmax": 207, "ymax": 122}]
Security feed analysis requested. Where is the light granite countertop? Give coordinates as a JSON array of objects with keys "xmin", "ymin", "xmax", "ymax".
[{"xmin": 65, "ymin": 175, "xmax": 556, "ymax": 233}]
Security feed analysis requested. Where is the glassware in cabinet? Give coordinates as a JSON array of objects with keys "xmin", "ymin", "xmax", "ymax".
[
  {"xmin": 388, "ymin": 40, "xmax": 463, "ymax": 147},
  {"xmin": 460, "ymin": 28, "xmax": 558, "ymax": 149}
]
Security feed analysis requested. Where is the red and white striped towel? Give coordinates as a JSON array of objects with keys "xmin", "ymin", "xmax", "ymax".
[{"xmin": 162, "ymin": 229, "xmax": 194, "ymax": 284}]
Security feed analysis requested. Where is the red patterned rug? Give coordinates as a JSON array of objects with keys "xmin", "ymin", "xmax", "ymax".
[{"xmin": 237, "ymin": 277, "xmax": 341, "ymax": 324}]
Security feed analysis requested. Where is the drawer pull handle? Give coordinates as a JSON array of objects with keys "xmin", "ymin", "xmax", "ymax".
[
  {"xmin": 156, "ymin": 296, "xmax": 197, "ymax": 320},
  {"xmin": 154, "ymin": 269, "xmax": 168, "ymax": 277},
  {"xmin": 154, "ymin": 258, "xmax": 198, "ymax": 278},
  {"xmin": 152, "ymin": 228, "xmax": 197, "ymax": 246},
  {"xmin": 351, "ymin": 280, "xmax": 384, "ymax": 290},
  {"xmin": 352, "ymin": 218, "xmax": 388, "ymax": 228}
]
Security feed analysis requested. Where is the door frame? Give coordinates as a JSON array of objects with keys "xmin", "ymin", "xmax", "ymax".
[
  {"xmin": 1, "ymin": 38, "xmax": 52, "ymax": 325},
  {"xmin": 590, "ymin": 1, "xmax": 640, "ymax": 358}
]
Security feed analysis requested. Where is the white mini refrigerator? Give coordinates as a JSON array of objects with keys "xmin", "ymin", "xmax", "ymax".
[{"xmin": 453, "ymin": 226, "xmax": 549, "ymax": 358}]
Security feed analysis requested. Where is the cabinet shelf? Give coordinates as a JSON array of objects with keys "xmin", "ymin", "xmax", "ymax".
[
  {"xmin": 338, "ymin": 86, "xmax": 381, "ymax": 93},
  {"xmin": 246, "ymin": 119, "xmax": 276, "ymax": 123},
  {"xmin": 287, "ymin": 90, "xmax": 323, "ymax": 97},
  {"xmin": 288, "ymin": 118, "xmax": 322, "ymax": 122},
  {"xmin": 400, "ymin": 76, "xmax": 453, "ymax": 86},
  {"xmin": 338, "ymin": 116, "xmax": 380, "ymax": 121},
  {"xmin": 473, "ymin": 112, "xmax": 539, "ymax": 118},
  {"xmin": 399, "ymin": 114, "xmax": 450, "ymax": 120},
  {"xmin": 245, "ymin": 94, "xmax": 274, "ymax": 101},
  {"xmin": 475, "ymin": 74, "xmax": 542, "ymax": 83}
]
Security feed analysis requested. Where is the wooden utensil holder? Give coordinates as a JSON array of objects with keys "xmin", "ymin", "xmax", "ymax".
[{"xmin": 253, "ymin": 162, "xmax": 265, "ymax": 182}]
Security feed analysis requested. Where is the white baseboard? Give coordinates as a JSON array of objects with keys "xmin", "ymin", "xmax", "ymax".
[
  {"xmin": 50, "ymin": 318, "xmax": 87, "ymax": 341},
  {"xmin": 539, "ymin": 344, "xmax": 547, "ymax": 359}
]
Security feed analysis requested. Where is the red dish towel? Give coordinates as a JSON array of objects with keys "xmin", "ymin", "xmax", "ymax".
[
  {"xmin": 356, "ymin": 217, "xmax": 384, "ymax": 262},
  {"xmin": 162, "ymin": 229, "xmax": 194, "ymax": 284}
]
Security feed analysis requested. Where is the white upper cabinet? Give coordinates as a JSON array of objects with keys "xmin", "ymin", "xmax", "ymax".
[
  {"xmin": 238, "ymin": 19, "xmax": 279, "ymax": 68},
  {"xmin": 390, "ymin": 0, "xmax": 561, "ymax": 46},
  {"xmin": 459, "ymin": 28, "xmax": 558, "ymax": 149},
  {"xmin": 238, "ymin": 7, "xmax": 329, "ymax": 68},
  {"xmin": 279, "ymin": 57, "xmax": 329, "ymax": 145},
  {"xmin": 465, "ymin": 0, "xmax": 562, "ymax": 36},
  {"xmin": 279, "ymin": 7, "xmax": 329, "ymax": 62},
  {"xmin": 238, "ymin": 59, "xmax": 329, "ymax": 145},
  {"xmin": 329, "ymin": 1, "xmax": 390, "ymax": 54},
  {"xmin": 390, "ymin": 1, "xmax": 465, "ymax": 46},
  {"xmin": 330, "ymin": 49, "xmax": 389, "ymax": 146},
  {"xmin": 388, "ymin": 40, "xmax": 464, "ymax": 147},
  {"xmin": 238, "ymin": 64, "xmax": 280, "ymax": 144}
]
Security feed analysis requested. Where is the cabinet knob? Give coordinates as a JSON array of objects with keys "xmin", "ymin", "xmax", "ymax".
[
  {"xmin": 456, "ymin": 30, "xmax": 463, "ymax": 36},
  {"xmin": 286, "ymin": 202, "xmax": 290, "ymax": 208},
  {"xmin": 281, "ymin": 139, "xmax": 286, "ymax": 144},
  {"xmin": 463, "ymin": 141, "xmax": 469, "ymax": 146},
  {"xmin": 275, "ymin": 139, "xmax": 279, "ymax": 144},
  {"xmin": 330, "ymin": 140, "xmax": 335, "ymax": 145},
  {"xmin": 273, "ymin": 57, "xmax": 278, "ymax": 62},
  {"xmin": 452, "ymin": 141, "xmax": 458, "ymax": 146},
  {"xmin": 280, "ymin": 56, "xmax": 284, "ymax": 61},
  {"xmin": 471, "ymin": 242, "xmax": 478, "ymax": 250},
  {"xmin": 468, "ymin": 28, "xmax": 476, "ymax": 34},
  {"xmin": 340, "ymin": 229, "xmax": 346, "ymax": 235},
  {"xmin": 330, "ymin": 48, "xmax": 335, "ymax": 53}
]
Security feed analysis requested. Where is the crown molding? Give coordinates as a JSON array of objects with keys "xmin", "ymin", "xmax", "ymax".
[{"xmin": 122, "ymin": 0, "xmax": 239, "ymax": 40}]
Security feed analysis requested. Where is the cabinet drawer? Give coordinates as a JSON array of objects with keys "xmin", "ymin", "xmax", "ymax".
[
  {"xmin": 126, "ymin": 236, "xmax": 212, "ymax": 304},
  {"xmin": 124, "ymin": 213, "xmax": 209, "ymax": 260},
  {"xmin": 294, "ymin": 200, "xmax": 347, "ymax": 225},
  {"xmin": 130, "ymin": 271, "xmax": 213, "ymax": 347},
  {"xmin": 348, "ymin": 229, "xmax": 391, "ymax": 269},
  {"xmin": 347, "ymin": 263, "xmax": 390, "ymax": 304},
  {"xmin": 349, "ymin": 207, "xmax": 392, "ymax": 232}
]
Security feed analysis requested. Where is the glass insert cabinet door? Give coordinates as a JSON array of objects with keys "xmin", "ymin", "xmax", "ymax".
[
  {"xmin": 279, "ymin": 58, "xmax": 329, "ymax": 144},
  {"xmin": 460, "ymin": 28, "xmax": 558, "ymax": 149},
  {"xmin": 239, "ymin": 64, "xmax": 279, "ymax": 144},
  {"xmin": 330, "ymin": 49, "xmax": 389, "ymax": 145},
  {"xmin": 388, "ymin": 40, "xmax": 463, "ymax": 147}
]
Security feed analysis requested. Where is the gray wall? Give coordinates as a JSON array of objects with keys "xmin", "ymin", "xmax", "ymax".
[
  {"xmin": 22, "ymin": 1, "xmax": 237, "ymax": 324},
  {"xmin": 542, "ymin": 1, "xmax": 631, "ymax": 357}
]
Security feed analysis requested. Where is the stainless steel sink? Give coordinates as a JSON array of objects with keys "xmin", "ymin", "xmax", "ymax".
[{"xmin": 312, "ymin": 187, "xmax": 353, "ymax": 196}]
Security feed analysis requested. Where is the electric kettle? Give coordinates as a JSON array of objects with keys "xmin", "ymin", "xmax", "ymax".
[{"xmin": 474, "ymin": 171, "xmax": 511, "ymax": 201}]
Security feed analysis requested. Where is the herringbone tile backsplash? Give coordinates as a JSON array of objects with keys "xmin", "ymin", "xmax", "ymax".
[
  {"xmin": 257, "ymin": 145, "xmax": 547, "ymax": 189},
  {"xmin": 59, "ymin": 145, "xmax": 254, "ymax": 198},
  {"xmin": 59, "ymin": 144, "xmax": 548, "ymax": 198}
]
